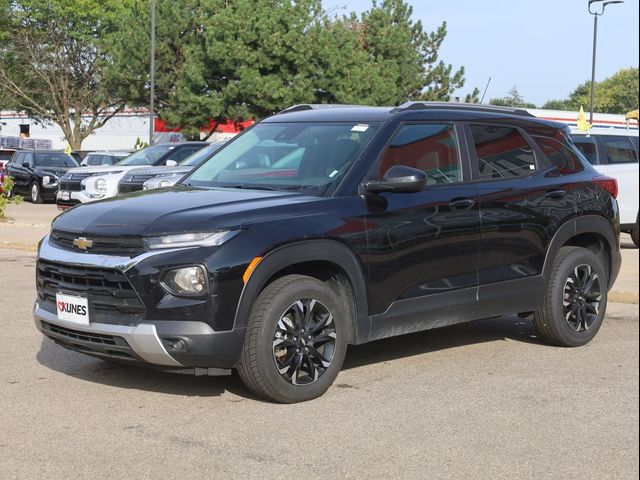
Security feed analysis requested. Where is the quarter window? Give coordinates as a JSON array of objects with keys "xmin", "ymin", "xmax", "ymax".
[
  {"xmin": 470, "ymin": 125, "xmax": 536, "ymax": 179},
  {"xmin": 379, "ymin": 124, "xmax": 461, "ymax": 185},
  {"xmin": 598, "ymin": 135, "xmax": 638, "ymax": 164},
  {"xmin": 534, "ymin": 136, "xmax": 584, "ymax": 175}
]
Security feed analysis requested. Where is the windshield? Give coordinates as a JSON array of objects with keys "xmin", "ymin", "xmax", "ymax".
[
  {"xmin": 34, "ymin": 152, "xmax": 78, "ymax": 167},
  {"xmin": 185, "ymin": 122, "xmax": 379, "ymax": 193},
  {"xmin": 180, "ymin": 141, "xmax": 227, "ymax": 167},
  {"xmin": 117, "ymin": 144, "xmax": 174, "ymax": 166}
]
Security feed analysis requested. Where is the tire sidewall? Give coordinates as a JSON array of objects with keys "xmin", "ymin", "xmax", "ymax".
[
  {"xmin": 250, "ymin": 277, "xmax": 348, "ymax": 402},
  {"xmin": 548, "ymin": 249, "xmax": 608, "ymax": 346}
]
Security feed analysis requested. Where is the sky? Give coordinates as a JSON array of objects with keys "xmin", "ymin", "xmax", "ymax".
[{"xmin": 322, "ymin": 0, "xmax": 640, "ymax": 106}]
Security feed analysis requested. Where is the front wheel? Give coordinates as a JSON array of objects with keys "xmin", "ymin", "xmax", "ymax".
[
  {"xmin": 631, "ymin": 218, "xmax": 639, "ymax": 248},
  {"xmin": 237, "ymin": 274, "xmax": 348, "ymax": 403},
  {"xmin": 533, "ymin": 246, "xmax": 608, "ymax": 347},
  {"xmin": 30, "ymin": 182, "xmax": 42, "ymax": 203}
]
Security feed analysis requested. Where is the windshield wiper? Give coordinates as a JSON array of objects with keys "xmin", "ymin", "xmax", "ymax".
[{"xmin": 220, "ymin": 184, "xmax": 280, "ymax": 191}]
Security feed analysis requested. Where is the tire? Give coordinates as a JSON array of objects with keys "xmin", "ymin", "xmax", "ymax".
[
  {"xmin": 237, "ymin": 274, "xmax": 348, "ymax": 403},
  {"xmin": 532, "ymin": 246, "xmax": 608, "ymax": 347},
  {"xmin": 30, "ymin": 182, "xmax": 43, "ymax": 204},
  {"xmin": 631, "ymin": 219, "xmax": 639, "ymax": 248}
]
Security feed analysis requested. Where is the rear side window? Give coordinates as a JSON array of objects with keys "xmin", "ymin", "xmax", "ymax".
[
  {"xmin": 470, "ymin": 125, "xmax": 536, "ymax": 179},
  {"xmin": 570, "ymin": 135, "xmax": 598, "ymax": 164},
  {"xmin": 534, "ymin": 136, "xmax": 584, "ymax": 175},
  {"xmin": 380, "ymin": 124, "xmax": 461, "ymax": 185},
  {"xmin": 598, "ymin": 135, "xmax": 638, "ymax": 164}
]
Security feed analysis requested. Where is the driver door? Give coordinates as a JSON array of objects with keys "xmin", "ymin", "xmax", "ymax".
[{"xmin": 363, "ymin": 122, "xmax": 480, "ymax": 340}]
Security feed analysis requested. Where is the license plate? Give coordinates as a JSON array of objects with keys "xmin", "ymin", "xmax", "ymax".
[
  {"xmin": 59, "ymin": 191, "xmax": 70, "ymax": 201},
  {"xmin": 56, "ymin": 292, "xmax": 89, "ymax": 325}
]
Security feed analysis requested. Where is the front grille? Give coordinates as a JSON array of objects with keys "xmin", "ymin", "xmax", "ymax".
[
  {"xmin": 36, "ymin": 259, "xmax": 145, "ymax": 315},
  {"xmin": 59, "ymin": 173, "xmax": 92, "ymax": 192},
  {"xmin": 41, "ymin": 321, "xmax": 118, "ymax": 345},
  {"xmin": 50, "ymin": 230, "xmax": 147, "ymax": 256},
  {"xmin": 119, "ymin": 174, "xmax": 156, "ymax": 194},
  {"xmin": 59, "ymin": 181, "xmax": 82, "ymax": 192},
  {"xmin": 118, "ymin": 183, "xmax": 142, "ymax": 194}
]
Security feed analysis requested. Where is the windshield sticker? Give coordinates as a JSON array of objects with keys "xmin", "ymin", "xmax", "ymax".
[{"xmin": 351, "ymin": 124, "xmax": 369, "ymax": 132}]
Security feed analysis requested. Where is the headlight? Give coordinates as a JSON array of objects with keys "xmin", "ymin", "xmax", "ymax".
[
  {"xmin": 158, "ymin": 179, "xmax": 173, "ymax": 188},
  {"xmin": 145, "ymin": 231, "xmax": 238, "ymax": 249},
  {"xmin": 42, "ymin": 175, "xmax": 51, "ymax": 185},
  {"xmin": 94, "ymin": 178, "xmax": 107, "ymax": 193},
  {"xmin": 164, "ymin": 266, "xmax": 206, "ymax": 295}
]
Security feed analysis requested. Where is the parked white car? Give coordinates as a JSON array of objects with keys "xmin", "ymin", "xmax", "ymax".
[
  {"xmin": 56, "ymin": 142, "xmax": 208, "ymax": 208},
  {"xmin": 570, "ymin": 127, "xmax": 639, "ymax": 246}
]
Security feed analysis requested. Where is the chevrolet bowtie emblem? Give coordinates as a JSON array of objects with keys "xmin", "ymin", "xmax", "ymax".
[{"xmin": 73, "ymin": 237, "xmax": 93, "ymax": 250}]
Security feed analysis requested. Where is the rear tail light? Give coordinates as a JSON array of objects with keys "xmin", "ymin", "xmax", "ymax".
[{"xmin": 593, "ymin": 175, "xmax": 618, "ymax": 199}]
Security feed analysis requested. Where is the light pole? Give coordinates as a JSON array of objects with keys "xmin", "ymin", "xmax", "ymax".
[
  {"xmin": 149, "ymin": 0, "xmax": 156, "ymax": 145},
  {"xmin": 587, "ymin": 0, "xmax": 623, "ymax": 125}
]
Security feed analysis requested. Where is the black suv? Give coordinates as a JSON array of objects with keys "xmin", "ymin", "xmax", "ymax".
[
  {"xmin": 6, "ymin": 149, "xmax": 78, "ymax": 202},
  {"xmin": 34, "ymin": 103, "xmax": 621, "ymax": 403}
]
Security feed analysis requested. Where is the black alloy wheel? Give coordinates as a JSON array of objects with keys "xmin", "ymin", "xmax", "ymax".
[
  {"xmin": 272, "ymin": 299, "xmax": 337, "ymax": 385},
  {"xmin": 562, "ymin": 264, "xmax": 601, "ymax": 332}
]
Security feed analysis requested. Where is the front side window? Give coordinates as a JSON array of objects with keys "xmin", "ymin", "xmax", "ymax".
[
  {"xmin": 34, "ymin": 152, "xmax": 77, "ymax": 167},
  {"xmin": 379, "ymin": 123, "xmax": 461, "ymax": 185},
  {"xmin": 534, "ymin": 135, "xmax": 584, "ymax": 175},
  {"xmin": 470, "ymin": 125, "xmax": 536, "ymax": 179},
  {"xmin": 570, "ymin": 135, "xmax": 598, "ymax": 164},
  {"xmin": 598, "ymin": 135, "xmax": 638, "ymax": 164},
  {"xmin": 166, "ymin": 145, "xmax": 206, "ymax": 163},
  {"xmin": 186, "ymin": 122, "xmax": 379, "ymax": 194}
]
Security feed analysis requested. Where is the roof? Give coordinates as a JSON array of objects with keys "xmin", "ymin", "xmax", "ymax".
[{"xmin": 266, "ymin": 102, "xmax": 566, "ymax": 129}]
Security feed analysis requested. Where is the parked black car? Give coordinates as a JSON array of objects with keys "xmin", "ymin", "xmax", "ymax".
[
  {"xmin": 118, "ymin": 141, "xmax": 226, "ymax": 194},
  {"xmin": 35, "ymin": 103, "xmax": 621, "ymax": 402},
  {"xmin": 6, "ymin": 149, "xmax": 78, "ymax": 202}
]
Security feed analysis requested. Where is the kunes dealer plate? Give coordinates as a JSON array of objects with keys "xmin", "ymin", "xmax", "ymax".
[{"xmin": 56, "ymin": 292, "xmax": 89, "ymax": 325}]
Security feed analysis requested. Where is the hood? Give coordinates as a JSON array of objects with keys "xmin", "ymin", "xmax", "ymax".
[
  {"xmin": 52, "ymin": 185, "xmax": 326, "ymax": 237},
  {"xmin": 65, "ymin": 165, "xmax": 143, "ymax": 175},
  {"xmin": 126, "ymin": 165, "xmax": 193, "ymax": 177}
]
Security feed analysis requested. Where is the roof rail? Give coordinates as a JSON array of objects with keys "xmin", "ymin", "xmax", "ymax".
[
  {"xmin": 278, "ymin": 104, "xmax": 368, "ymax": 114},
  {"xmin": 391, "ymin": 101, "xmax": 534, "ymax": 117}
]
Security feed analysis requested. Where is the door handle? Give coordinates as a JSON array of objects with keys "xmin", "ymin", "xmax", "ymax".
[
  {"xmin": 545, "ymin": 189, "xmax": 566, "ymax": 199},
  {"xmin": 448, "ymin": 198, "xmax": 476, "ymax": 210}
]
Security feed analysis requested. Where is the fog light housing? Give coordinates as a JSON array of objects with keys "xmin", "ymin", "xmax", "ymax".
[{"xmin": 163, "ymin": 266, "xmax": 207, "ymax": 295}]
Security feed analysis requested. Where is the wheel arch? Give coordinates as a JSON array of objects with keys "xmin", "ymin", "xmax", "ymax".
[
  {"xmin": 233, "ymin": 240, "xmax": 370, "ymax": 344},
  {"xmin": 543, "ymin": 215, "xmax": 619, "ymax": 289}
]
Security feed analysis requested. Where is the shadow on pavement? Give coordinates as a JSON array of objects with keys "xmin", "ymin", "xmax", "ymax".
[{"xmin": 36, "ymin": 315, "xmax": 543, "ymax": 399}]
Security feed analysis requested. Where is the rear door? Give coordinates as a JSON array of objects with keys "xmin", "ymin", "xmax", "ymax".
[
  {"xmin": 364, "ymin": 122, "xmax": 480, "ymax": 338},
  {"xmin": 465, "ymin": 123, "xmax": 576, "ymax": 314},
  {"xmin": 7, "ymin": 152, "xmax": 27, "ymax": 192}
]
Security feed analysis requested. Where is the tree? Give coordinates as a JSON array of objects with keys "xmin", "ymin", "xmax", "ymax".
[
  {"xmin": 543, "ymin": 68, "xmax": 639, "ymax": 113},
  {"xmin": 0, "ymin": 0, "xmax": 131, "ymax": 149},
  {"xmin": 108, "ymin": 0, "xmax": 467, "ymax": 136},
  {"xmin": 490, "ymin": 86, "xmax": 536, "ymax": 108},
  {"xmin": 464, "ymin": 87, "xmax": 480, "ymax": 104}
]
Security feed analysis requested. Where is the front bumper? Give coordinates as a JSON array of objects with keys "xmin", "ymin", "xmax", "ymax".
[
  {"xmin": 56, "ymin": 189, "xmax": 102, "ymax": 208},
  {"xmin": 34, "ymin": 235, "xmax": 245, "ymax": 373}
]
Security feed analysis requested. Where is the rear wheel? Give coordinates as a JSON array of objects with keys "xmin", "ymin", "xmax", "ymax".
[
  {"xmin": 533, "ymin": 246, "xmax": 608, "ymax": 347},
  {"xmin": 631, "ymin": 218, "xmax": 639, "ymax": 248},
  {"xmin": 237, "ymin": 274, "xmax": 348, "ymax": 403},
  {"xmin": 30, "ymin": 182, "xmax": 42, "ymax": 204}
]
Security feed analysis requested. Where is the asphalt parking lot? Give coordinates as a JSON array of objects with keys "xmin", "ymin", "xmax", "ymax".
[{"xmin": 0, "ymin": 203, "xmax": 638, "ymax": 479}]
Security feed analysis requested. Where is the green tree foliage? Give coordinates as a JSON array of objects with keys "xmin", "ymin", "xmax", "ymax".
[
  {"xmin": 107, "ymin": 0, "xmax": 467, "ymax": 136},
  {"xmin": 0, "ymin": 0, "xmax": 131, "ymax": 149},
  {"xmin": 490, "ymin": 86, "xmax": 536, "ymax": 108},
  {"xmin": 543, "ymin": 68, "xmax": 639, "ymax": 114}
]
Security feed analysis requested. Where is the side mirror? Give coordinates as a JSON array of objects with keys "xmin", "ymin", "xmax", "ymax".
[
  {"xmin": 362, "ymin": 165, "xmax": 427, "ymax": 194},
  {"xmin": 22, "ymin": 162, "xmax": 31, "ymax": 169},
  {"xmin": 165, "ymin": 160, "xmax": 177, "ymax": 167}
]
